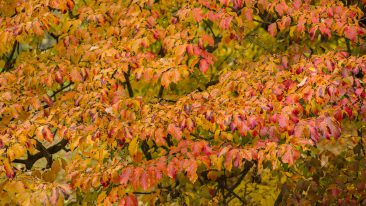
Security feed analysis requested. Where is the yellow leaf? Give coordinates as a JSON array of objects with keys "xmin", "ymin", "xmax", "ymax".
[{"xmin": 128, "ymin": 137, "xmax": 139, "ymax": 157}]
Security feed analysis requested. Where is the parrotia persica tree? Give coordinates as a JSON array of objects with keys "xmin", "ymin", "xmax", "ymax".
[{"xmin": 0, "ymin": 0, "xmax": 365, "ymax": 205}]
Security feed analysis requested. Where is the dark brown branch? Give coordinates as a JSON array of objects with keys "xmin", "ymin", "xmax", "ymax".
[
  {"xmin": 191, "ymin": 133, "xmax": 214, "ymax": 140},
  {"xmin": 224, "ymin": 186, "xmax": 245, "ymax": 204},
  {"xmin": 345, "ymin": 38, "xmax": 352, "ymax": 54},
  {"xmin": 229, "ymin": 161, "xmax": 254, "ymax": 191},
  {"xmin": 13, "ymin": 138, "xmax": 68, "ymax": 170},
  {"xmin": 51, "ymin": 82, "xmax": 74, "ymax": 98},
  {"xmin": 43, "ymin": 82, "xmax": 74, "ymax": 109},
  {"xmin": 123, "ymin": 67, "xmax": 134, "ymax": 97},
  {"xmin": 274, "ymin": 185, "xmax": 288, "ymax": 206},
  {"xmin": 158, "ymin": 85, "xmax": 164, "ymax": 99},
  {"xmin": 141, "ymin": 140, "xmax": 152, "ymax": 160},
  {"xmin": 205, "ymin": 80, "xmax": 219, "ymax": 88},
  {"xmin": 3, "ymin": 40, "xmax": 19, "ymax": 72},
  {"xmin": 203, "ymin": 20, "xmax": 216, "ymax": 38},
  {"xmin": 133, "ymin": 191, "xmax": 156, "ymax": 195},
  {"xmin": 159, "ymin": 98, "xmax": 177, "ymax": 103},
  {"xmin": 35, "ymin": 140, "xmax": 53, "ymax": 168}
]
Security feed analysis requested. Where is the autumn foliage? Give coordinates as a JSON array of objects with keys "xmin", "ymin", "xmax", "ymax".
[{"xmin": 0, "ymin": 0, "xmax": 366, "ymax": 205}]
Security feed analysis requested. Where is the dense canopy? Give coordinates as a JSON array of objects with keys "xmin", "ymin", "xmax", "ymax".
[{"xmin": 0, "ymin": 0, "xmax": 365, "ymax": 205}]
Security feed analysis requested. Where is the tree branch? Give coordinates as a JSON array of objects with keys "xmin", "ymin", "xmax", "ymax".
[
  {"xmin": 203, "ymin": 20, "xmax": 216, "ymax": 39},
  {"xmin": 224, "ymin": 186, "xmax": 246, "ymax": 204},
  {"xmin": 141, "ymin": 140, "xmax": 152, "ymax": 160},
  {"xmin": 229, "ymin": 161, "xmax": 254, "ymax": 191},
  {"xmin": 158, "ymin": 85, "xmax": 164, "ymax": 99},
  {"xmin": 51, "ymin": 82, "xmax": 74, "ymax": 98},
  {"xmin": 3, "ymin": 40, "xmax": 19, "ymax": 72},
  {"xmin": 13, "ymin": 138, "xmax": 69, "ymax": 170},
  {"xmin": 123, "ymin": 67, "xmax": 134, "ymax": 98},
  {"xmin": 35, "ymin": 140, "xmax": 53, "ymax": 168}
]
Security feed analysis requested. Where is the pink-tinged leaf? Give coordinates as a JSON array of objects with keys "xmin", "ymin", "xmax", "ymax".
[
  {"xmin": 199, "ymin": 59, "xmax": 210, "ymax": 74},
  {"xmin": 202, "ymin": 34, "xmax": 215, "ymax": 47},
  {"xmin": 176, "ymin": 44, "xmax": 186, "ymax": 57},
  {"xmin": 3, "ymin": 159, "xmax": 14, "ymax": 178},
  {"xmin": 309, "ymin": 125, "xmax": 320, "ymax": 143},
  {"xmin": 281, "ymin": 145, "xmax": 300, "ymax": 165},
  {"xmin": 42, "ymin": 94, "xmax": 53, "ymax": 107},
  {"xmin": 319, "ymin": 23, "xmax": 332, "ymax": 38},
  {"xmin": 220, "ymin": 0, "xmax": 230, "ymax": 6},
  {"xmin": 292, "ymin": 0, "xmax": 302, "ymax": 9},
  {"xmin": 167, "ymin": 124, "xmax": 182, "ymax": 140},
  {"xmin": 244, "ymin": 8, "xmax": 253, "ymax": 21},
  {"xmin": 240, "ymin": 149, "xmax": 253, "ymax": 161},
  {"xmin": 234, "ymin": 150, "xmax": 243, "ymax": 167},
  {"xmin": 344, "ymin": 26, "xmax": 358, "ymax": 42},
  {"xmin": 219, "ymin": 16, "xmax": 233, "ymax": 29},
  {"xmin": 193, "ymin": 45, "xmax": 201, "ymax": 56},
  {"xmin": 311, "ymin": 13, "xmax": 319, "ymax": 24},
  {"xmin": 167, "ymin": 161, "xmax": 177, "ymax": 179},
  {"xmin": 219, "ymin": 146, "xmax": 230, "ymax": 156},
  {"xmin": 50, "ymin": 188, "xmax": 59, "ymax": 205},
  {"xmin": 161, "ymin": 72, "xmax": 170, "ymax": 88},
  {"xmin": 322, "ymin": 117, "xmax": 341, "ymax": 139},
  {"xmin": 131, "ymin": 168, "xmax": 143, "ymax": 190},
  {"xmin": 268, "ymin": 23, "xmax": 277, "ymax": 37},
  {"xmin": 32, "ymin": 21, "xmax": 44, "ymax": 36},
  {"xmin": 224, "ymin": 149, "xmax": 238, "ymax": 172},
  {"xmin": 278, "ymin": 16, "xmax": 291, "ymax": 31},
  {"xmin": 275, "ymin": 2, "xmax": 288, "ymax": 16},
  {"xmin": 124, "ymin": 195, "xmax": 138, "ymax": 206},
  {"xmin": 58, "ymin": 184, "xmax": 72, "ymax": 196},
  {"xmin": 55, "ymin": 70, "xmax": 64, "ymax": 84},
  {"xmin": 186, "ymin": 44, "xmax": 194, "ymax": 55},
  {"xmin": 233, "ymin": 0, "xmax": 243, "ymax": 9},
  {"xmin": 42, "ymin": 126, "xmax": 54, "ymax": 142},
  {"xmin": 70, "ymin": 68, "xmax": 83, "ymax": 82},
  {"xmin": 155, "ymin": 128, "xmax": 166, "ymax": 146},
  {"xmin": 186, "ymin": 159, "xmax": 198, "ymax": 183},
  {"xmin": 119, "ymin": 167, "xmax": 133, "ymax": 185},
  {"xmin": 192, "ymin": 8, "xmax": 204, "ymax": 22},
  {"xmin": 309, "ymin": 26, "xmax": 318, "ymax": 40},
  {"xmin": 140, "ymin": 171, "xmax": 149, "ymax": 190},
  {"xmin": 297, "ymin": 77, "xmax": 308, "ymax": 87},
  {"xmin": 278, "ymin": 114, "xmax": 289, "ymax": 129},
  {"xmin": 344, "ymin": 107, "xmax": 353, "ymax": 117},
  {"xmin": 297, "ymin": 15, "xmax": 306, "ymax": 33}
]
